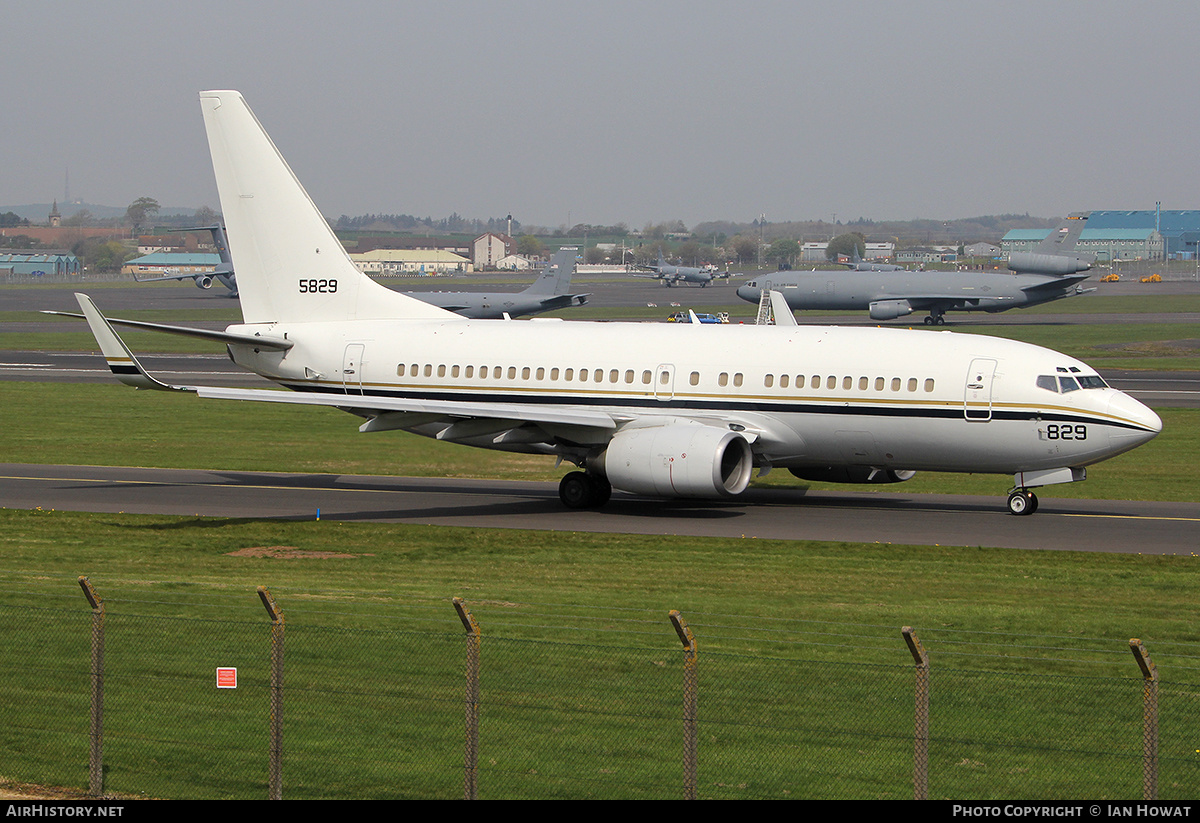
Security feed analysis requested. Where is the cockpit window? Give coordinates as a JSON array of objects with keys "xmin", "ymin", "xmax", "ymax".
[{"xmin": 1040, "ymin": 372, "xmax": 1108, "ymax": 393}]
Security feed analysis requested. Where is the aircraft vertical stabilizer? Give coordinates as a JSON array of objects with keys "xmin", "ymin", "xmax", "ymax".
[
  {"xmin": 526, "ymin": 246, "xmax": 578, "ymax": 295},
  {"xmin": 198, "ymin": 90, "xmax": 454, "ymax": 325}
]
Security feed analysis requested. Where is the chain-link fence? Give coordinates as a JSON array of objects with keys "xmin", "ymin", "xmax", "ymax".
[{"xmin": 2, "ymin": 577, "xmax": 1198, "ymax": 800}]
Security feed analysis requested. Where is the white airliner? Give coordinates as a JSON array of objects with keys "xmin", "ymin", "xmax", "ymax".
[{"xmin": 64, "ymin": 91, "xmax": 1162, "ymax": 516}]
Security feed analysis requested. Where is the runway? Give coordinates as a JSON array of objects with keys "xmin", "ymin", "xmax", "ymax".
[{"xmin": 3, "ymin": 463, "xmax": 1197, "ymax": 555}]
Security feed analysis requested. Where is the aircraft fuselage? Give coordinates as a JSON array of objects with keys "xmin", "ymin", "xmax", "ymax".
[{"xmin": 224, "ymin": 318, "xmax": 1158, "ymax": 476}]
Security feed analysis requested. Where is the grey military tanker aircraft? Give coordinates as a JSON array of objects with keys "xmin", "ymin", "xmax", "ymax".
[
  {"xmin": 737, "ymin": 215, "xmax": 1095, "ymax": 325},
  {"xmin": 411, "ymin": 246, "xmax": 588, "ymax": 318},
  {"xmin": 736, "ymin": 268, "xmax": 1094, "ymax": 325}
]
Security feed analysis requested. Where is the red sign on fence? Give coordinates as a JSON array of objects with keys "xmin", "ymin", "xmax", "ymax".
[{"xmin": 216, "ymin": 667, "xmax": 238, "ymax": 689}]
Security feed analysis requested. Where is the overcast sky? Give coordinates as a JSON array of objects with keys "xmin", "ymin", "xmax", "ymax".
[{"xmin": 4, "ymin": 0, "xmax": 1199, "ymax": 229}]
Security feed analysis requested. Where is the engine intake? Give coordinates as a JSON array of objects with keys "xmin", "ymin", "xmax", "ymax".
[{"xmin": 597, "ymin": 423, "xmax": 753, "ymax": 498}]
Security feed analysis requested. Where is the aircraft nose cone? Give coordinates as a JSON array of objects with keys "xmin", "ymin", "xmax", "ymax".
[
  {"xmin": 736, "ymin": 286, "xmax": 760, "ymax": 302},
  {"xmin": 1106, "ymin": 391, "xmax": 1162, "ymax": 451}
]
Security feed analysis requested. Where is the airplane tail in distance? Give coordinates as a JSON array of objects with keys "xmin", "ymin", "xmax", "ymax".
[
  {"xmin": 1008, "ymin": 211, "xmax": 1094, "ymax": 276},
  {"xmin": 198, "ymin": 90, "xmax": 454, "ymax": 325},
  {"xmin": 1035, "ymin": 211, "xmax": 1091, "ymax": 254},
  {"xmin": 526, "ymin": 246, "xmax": 578, "ymax": 295}
]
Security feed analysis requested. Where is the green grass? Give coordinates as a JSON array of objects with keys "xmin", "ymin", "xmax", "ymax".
[
  {"xmin": 2, "ymin": 511, "xmax": 1198, "ymax": 798},
  {"xmin": 3, "ymin": 285, "xmax": 1200, "ymax": 797}
]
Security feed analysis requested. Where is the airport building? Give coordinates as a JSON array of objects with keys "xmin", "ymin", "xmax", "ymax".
[
  {"xmin": 0, "ymin": 251, "xmax": 81, "ymax": 277},
  {"xmin": 122, "ymin": 252, "xmax": 219, "ymax": 277},
  {"xmin": 350, "ymin": 248, "xmax": 472, "ymax": 275},
  {"xmin": 1001, "ymin": 209, "xmax": 1200, "ymax": 262},
  {"xmin": 473, "ymin": 232, "xmax": 514, "ymax": 270},
  {"xmin": 1002, "ymin": 227, "xmax": 1163, "ymax": 262}
]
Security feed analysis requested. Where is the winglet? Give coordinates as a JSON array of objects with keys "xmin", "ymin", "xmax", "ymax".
[{"xmin": 75, "ymin": 293, "xmax": 195, "ymax": 392}]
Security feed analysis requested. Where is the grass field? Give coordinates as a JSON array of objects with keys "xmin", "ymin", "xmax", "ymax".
[{"xmin": 2, "ymin": 285, "xmax": 1198, "ymax": 797}]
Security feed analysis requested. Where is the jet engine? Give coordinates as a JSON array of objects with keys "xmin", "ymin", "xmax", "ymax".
[
  {"xmin": 868, "ymin": 299, "xmax": 914, "ymax": 321},
  {"xmin": 789, "ymin": 467, "xmax": 916, "ymax": 484},
  {"xmin": 1006, "ymin": 253, "xmax": 1091, "ymax": 276},
  {"xmin": 596, "ymin": 423, "xmax": 753, "ymax": 498},
  {"xmin": 194, "ymin": 275, "xmax": 214, "ymax": 290}
]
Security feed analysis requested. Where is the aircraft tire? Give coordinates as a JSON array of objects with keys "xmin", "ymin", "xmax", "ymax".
[
  {"xmin": 559, "ymin": 472, "xmax": 610, "ymax": 509},
  {"xmin": 1007, "ymin": 489, "xmax": 1038, "ymax": 516}
]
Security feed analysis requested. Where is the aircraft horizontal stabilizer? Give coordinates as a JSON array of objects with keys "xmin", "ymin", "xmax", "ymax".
[
  {"xmin": 43, "ymin": 305, "xmax": 294, "ymax": 350},
  {"xmin": 1018, "ymin": 274, "xmax": 1091, "ymax": 293}
]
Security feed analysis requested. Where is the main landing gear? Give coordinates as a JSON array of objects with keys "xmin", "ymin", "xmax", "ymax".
[
  {"xmin": 1006, "ymin": 488, "xmax": 1039, "ymax": 516},
  {"xmin": 922, "ymin": 311, "xmax": 946, "ymax": 326},
  {"xmin": 558, "ymin": 471, "xmax": 612, "ymax": 509}
]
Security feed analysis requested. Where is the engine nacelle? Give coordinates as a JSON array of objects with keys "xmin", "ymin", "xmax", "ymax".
[
  {"xmin": 1007, "ymin": 253, "xmax": 1091, "ymax": 276},
  {"xmin": 789, "ymin": 466, "xmax": 916, "ymax": 484},
  {"xmin": 596, "ymin": 423, "xmax": 753, "ymax": 498},
  {"xmin": 194, "ymin": 275, "xmax": 214, "ymax": 290},
  {"xmin": 868, "ymin": 299, "xmax": 913, "ymax": 321}
]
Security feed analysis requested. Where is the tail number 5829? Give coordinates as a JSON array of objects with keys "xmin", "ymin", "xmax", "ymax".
[{"xmin": 299, "ymin": 279, "xmax": 338, "ymax": 293}]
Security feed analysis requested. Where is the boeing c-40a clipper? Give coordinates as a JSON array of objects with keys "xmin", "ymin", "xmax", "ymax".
[
  {"xmin": 61, "ymin": 91, "xmax": 1160, "ymax": 516},
  {"xmin": 737, "ymin": 214, "xmax": 1095, "ymax": 326}
]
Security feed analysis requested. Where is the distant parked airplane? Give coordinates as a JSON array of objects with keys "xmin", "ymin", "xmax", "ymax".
[
  {"xmin": 635, "ymin": 249, "xmax": 729, "ymax": 287},
  {"xmin": 410, "ymin": 246, "xmax": 588, "ymax": 319},
  {"xmin": 1006, "ymin": 212, "xmax": 1093, "ymax": 275},
  {"xmin": 133, "ymin": 225, "xmax": 238, "ymax": 296},
  {"xmin": 736, "ymin": 215, "xmax": 1096, "ymax": 325}
]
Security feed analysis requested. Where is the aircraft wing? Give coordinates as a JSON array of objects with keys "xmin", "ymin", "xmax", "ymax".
[
  {"xmin": 536, "ymin": 293, "xmax": 590, "ymax": 310},
  {"xmin": 1018, "ymin": 273, "xmax": 1091, "ymax": 293},
  {"xmin": 132, "ymin": 269, "xmax": 202, "ymax": 284},
  {"xmin": 897, "ymin": 294, "xmax": 1016, "ymax": 310},
  {"xmin": 194, "ymin": 386, "xmax": 620, "ymax": 432}
]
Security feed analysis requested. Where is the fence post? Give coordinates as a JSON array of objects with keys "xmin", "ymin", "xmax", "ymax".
[
  {"xmin": 257, "ymin": 587, "xmax": 285, "ymax": 800},
  {"xmin": 1129, "ymin": 639, "xmax": 1158, "ymax": 800},
  {"xmin": 902, "ymin": 627, "xmax": 929, "ymax": 801},
  {"xmin": 78, "ymin": 577, "xmax": 105, "ymax": 797},
  {"xmin": 453, "ymin": 598, "xmax": 481, "ymax": 800},
  {"xmin": 669, "ymin": 610, "xmax": 698, "ymax": 800}
]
